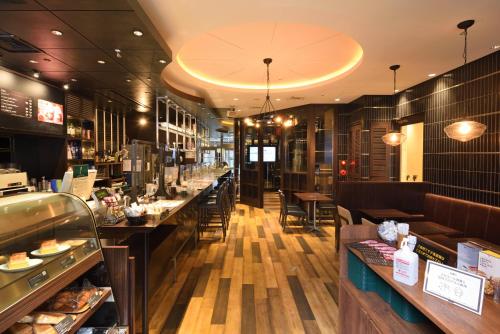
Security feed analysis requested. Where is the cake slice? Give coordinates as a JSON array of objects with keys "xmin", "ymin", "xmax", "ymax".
[
  {"xmin": 39, "ymin": 240, "xmax": 58, "ymax": 255},
  {"xmin": 8, "ymin": 252, "xmax": 29, "ymax": 270}
]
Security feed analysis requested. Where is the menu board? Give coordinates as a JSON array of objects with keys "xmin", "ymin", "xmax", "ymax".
[
  {"xmin": 0, "ymin": 88, "xmax": 33, "ymax": 119},
  {"xmin": 37, "ymin": 99, "xmax": 64, "ymax": 125}
]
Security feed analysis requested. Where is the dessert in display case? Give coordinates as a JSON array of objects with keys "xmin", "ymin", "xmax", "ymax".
[{"xmin": 0, "ymin": 193, "xmax": 126, "ymax": 333}]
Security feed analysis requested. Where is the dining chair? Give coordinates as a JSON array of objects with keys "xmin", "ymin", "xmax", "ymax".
[
  {"xmin": 361, "ymin": 218, "xmax": 376, "ymax": 226},
  {"xmin": 278, "ymin": 191, "xmax": 307, "ymax": 231},
  {"xmin": 335, "ymin": 205, "xmax": 354, "ymax": 251}
]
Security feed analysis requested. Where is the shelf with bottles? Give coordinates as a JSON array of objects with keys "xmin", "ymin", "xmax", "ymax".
[{"xmin": 67, "ymin": 117, "xmax": 94, "ymax": 141}]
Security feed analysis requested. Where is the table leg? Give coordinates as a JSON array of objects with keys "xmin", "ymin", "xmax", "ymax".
[
  {"xmin": 143, "ymin": 233, "xmax": 150, "ymax": 334},
  {"xmin": 306, "ymin": 201, "xmax": 321, "ymax": 232}
]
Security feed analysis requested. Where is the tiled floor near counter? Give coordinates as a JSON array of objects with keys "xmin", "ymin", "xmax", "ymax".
[{"xmin": 148, "ymin": 200, "xmax": 339, "ymax": 334}]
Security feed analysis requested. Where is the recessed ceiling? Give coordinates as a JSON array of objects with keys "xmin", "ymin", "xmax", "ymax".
[
  {"xmin": 138, "ymin": 0, "xmax": 500, "ymax": 116},
  {"xmin": 176, "ymin": 22, "xmax": 363, "ymax": 90}
]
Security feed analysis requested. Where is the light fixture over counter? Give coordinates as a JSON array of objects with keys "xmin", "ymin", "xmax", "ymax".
[
  {"xmin": 244, "ymin": 58, "xmax": 297, "ymax": 129},
  {"xmin": 382, "ymin": 64, "xmax": 406, "ymax": 146},
  {"xmin": 444, "ymin": 120, "xmax": 486, "ymax": 142},
  {"xmin": 443, "ymin": 19, "xmax": 487, "ymax": 142}
]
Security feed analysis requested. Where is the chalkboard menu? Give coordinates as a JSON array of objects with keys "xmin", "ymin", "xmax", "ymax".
[{"xmin": 0, "ymin": 88, "xmax": 33, "ymax": 119}]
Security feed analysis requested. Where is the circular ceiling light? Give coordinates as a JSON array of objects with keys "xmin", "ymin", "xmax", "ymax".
[
  {"xmin": 159, "ymin": 59, "xmax": 167, "ymax": 64},
  {"xmin": 335, "ymin": 98, "xmax": 341, "ymax": 102},
  {"xmin": 63, "ymin": 83, "xmax": 70, "ymax": 90},
  {"xmin": 51, "ymin": 30, "xmax": 63, "ymax": 36},
  {"xmin": 428, "ymin": 73, "xmax": 436, "ymax": 77},
  {"xmin": 133, "ymin": 29, "xmax": 143, "ymax": 37},
  {"xmin": 70, "ymin": 78, "xmax": 77, "ymax": 82},
  {"xmin": 175, "ymin": 22, "xmax": 363, "ymax": 90},
  {"xmin": 29, "ymin": 59, "xmax": 38, "ymax": 64},
  {"xmin": 97, "ymin": 60, "xmax": 106, "ymax": 64}
]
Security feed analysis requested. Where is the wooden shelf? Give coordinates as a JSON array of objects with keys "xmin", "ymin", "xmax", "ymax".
[{"xmin": 67, "ymin": 288, "xmax": 112, "ymax": 334}]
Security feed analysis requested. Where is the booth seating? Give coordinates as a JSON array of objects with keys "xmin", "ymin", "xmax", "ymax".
[
  {"xmin": 335, "ymin": 181, "xmax": 428, "ymax": 223},
  {"xmin": 410, "ymin": 193, "xmax": 500, "ymax": 250}
]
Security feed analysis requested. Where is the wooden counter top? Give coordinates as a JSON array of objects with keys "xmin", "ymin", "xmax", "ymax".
[
  {"xmin": 339, "ymin": 225, "xmax": 500, "ymax": 334},
  {"xmin": 97, "ymin": 170, "xmax": 231, "ymax": 236}
]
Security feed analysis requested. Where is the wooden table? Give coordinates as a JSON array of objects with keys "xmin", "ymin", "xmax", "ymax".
[
  {"xmin": 359, "ymin": 208, "xmax": 414, "ymax": 222},
  {"xmin": 408, "ymin": 221, "xmax": 464, "ymax": 237},
  {"xmin": 293, "ymin": 192, "xmax": 332, "ymax": 232}
]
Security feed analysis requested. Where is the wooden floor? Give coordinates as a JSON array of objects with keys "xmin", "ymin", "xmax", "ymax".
[{"xmin": 148, "ymin": 200, "xmax": 340, "ymax": 334}]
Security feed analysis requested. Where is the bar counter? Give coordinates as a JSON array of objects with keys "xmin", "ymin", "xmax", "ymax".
[{"xmin": 98, "ymin": 169, "xmax": 231, "ymax": 334}]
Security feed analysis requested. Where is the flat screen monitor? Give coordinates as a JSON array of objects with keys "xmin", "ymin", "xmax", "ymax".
[
  {"xmin": 37, "ymin": 99, "xmax": 64, "ymax": 125},
  {"xmin": 249, "ymin": 146, "xmax": 258, "ymax": 162},
  {"xmin": 263, "ymin": 146, "xmax": 276, "ymax": 162}
]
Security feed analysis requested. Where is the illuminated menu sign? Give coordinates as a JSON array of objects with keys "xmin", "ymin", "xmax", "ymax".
[{"xmin": 0, "ymin": 88, "xmax": 33, "ymax": 119}]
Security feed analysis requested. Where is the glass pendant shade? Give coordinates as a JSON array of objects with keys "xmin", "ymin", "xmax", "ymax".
[
  {"xmin": 444, "ymin": 120, "xmax": 486, "ymax": 142},
  {"xmin": 382, "ymin": 132, "xmax": 406, "ymax": 146}
]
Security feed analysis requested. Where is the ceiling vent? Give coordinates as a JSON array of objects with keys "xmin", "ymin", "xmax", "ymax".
[
  {"xmin": 0, "ymin": 33, "xmax": 41, "ymax": 53},
  {"xmin": 289, "ymin": 96, "xmax": 305, "ymax": 100}
]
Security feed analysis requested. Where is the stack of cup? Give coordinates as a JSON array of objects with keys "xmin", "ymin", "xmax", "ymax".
[{"xmin": 397, "ymin": 223, "xmax": 410, "ymax": 249}]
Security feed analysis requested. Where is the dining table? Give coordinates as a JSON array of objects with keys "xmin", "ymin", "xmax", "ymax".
[
  {"xmin": 293, "ymin": 192, "xmax": 332, "ymax": 232},
  {"xmin": 358, "ymin": 208, "xmax": 416, "ymax": 223}
]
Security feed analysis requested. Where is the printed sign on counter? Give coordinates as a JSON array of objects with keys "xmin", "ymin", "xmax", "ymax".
[{"xmin": 423, "ymin": 261, "xmax": 485, "ymax": 315}]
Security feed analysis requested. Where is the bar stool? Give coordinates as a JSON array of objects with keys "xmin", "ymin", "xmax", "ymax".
[{"xmin": 198, "ymin": 181, "xmax": 228, "ymax": 241}]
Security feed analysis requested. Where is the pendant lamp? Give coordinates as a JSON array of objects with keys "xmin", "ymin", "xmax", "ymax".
[
  {"xmin": 382, "ymin": 64, "xmax": 406, "ymax": 146},
  {"xmin": 444, "ymin": 20, "xmax": 487, "ymax": 142}
]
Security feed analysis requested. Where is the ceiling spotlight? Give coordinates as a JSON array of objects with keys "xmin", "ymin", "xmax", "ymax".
[
  {"xmin": 97, "ymin": 60, "xmax": 106, "ymax": 64},
  {"xmin": 132, "ymin": 29, "xmax": 143, "ymax": 37},
  {"xmin": 335, "ymin": 98, "xmax": 341, "ymax": 102},
  {"xmin": 237, "ymin": 109, "xmax": 241, "ymax": 112},
  {"xmin": 275, "ymin": 98, "xmax": 281, "ymax": 101},
  {"xmin": 139, "ymin": 118, "xmax": 147, "ymax": 126},
  {"xmin": 33, "ymin": 71, "xmax": 40, "ymax": 78},
  {"xmin": 428, "ymin": 73, "xmax": 436, "ymax": 77},
  {"xmin": 70, "ymin": 78, "xmax": 77, "ymax": 82},
  {"xmin": 158, "ymin": 59, "xmax": 167, "ymax": 64},
  {"xmin": 492, "ymin": 45, "xmax": 500, "ymax": 50},
  {"xmin": 107, "ymin": 99, "xmax": 112, "ymax": 103},
  {"xmin": 51, "ymin": 30, "xmax": 63, "ymax": 36},
  {"xmin": 233, "ymin": 98, "xmax": 239, "ymax": 101},
  {"xmin": 394, "ymin": 89, "xmax": 400, "ymax": 93},
  {"xmin": 29, "ymin": 59, "xmax": 38, "ymax": 64},
  {"xmin": 126, "ymin": 79, "xmax": 131, "ymax": 82},
  {"xmin": 63, "ymin": 83, "xmax": 70, "ymax": 90}
]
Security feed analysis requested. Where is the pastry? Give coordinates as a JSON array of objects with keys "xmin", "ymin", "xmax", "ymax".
[
  {"xmin": 8, "ymin": 323, "xmax": 33, "ymax": 334},
  {"xmin": 8, "ymin": 252, "xmax": 29, "ymax": 270},
  {"xmin": 39, "ymin": 240, "xmax": 58, "ymax": 255},
  {"xmin": 33, "ymin": 324, "xmax": 56, "ymax": 334},
  {"xmin": 33, "ymin": 313, "xmax": 66, "ymax": 325},
  {"xmin": 17, "ymin": 315, "xmax": 34, "ymax": 324}
]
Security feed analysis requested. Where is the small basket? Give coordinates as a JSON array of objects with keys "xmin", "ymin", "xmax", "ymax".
[{"xmin": 126, "ymin": 214, "xmax": 148, "ymax": 226}]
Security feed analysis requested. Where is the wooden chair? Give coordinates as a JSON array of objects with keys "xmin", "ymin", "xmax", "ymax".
[
  {"xmin": 335, "ymin": 205, "xmax": 354, "ymax": 251},
  {"xmin": 361, "ymin": 218, "xmax": 376, "ymax": 226}
]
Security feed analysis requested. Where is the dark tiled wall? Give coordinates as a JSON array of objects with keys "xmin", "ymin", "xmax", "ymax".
[
  {"xmin": 395, "ymin": 51, "xmax": 499, "ymax": 206},
  {"xmin": 338, "ymin": 95, "xmax": 397, "ymax": 180}
]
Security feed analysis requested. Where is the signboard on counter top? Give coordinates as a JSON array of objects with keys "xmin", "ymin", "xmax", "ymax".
[
  {"xmin": 414, "ymin": 239, "xmax": 449, "ymax": 264},
  {"xmin": 423, "ymin": 260, "xmax": 485, "ymax": 315}
]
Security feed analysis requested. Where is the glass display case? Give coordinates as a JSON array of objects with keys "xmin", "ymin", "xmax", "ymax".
[{"xmin": 0, "ymin": 192, "xmax": 100, "ymax": 315}]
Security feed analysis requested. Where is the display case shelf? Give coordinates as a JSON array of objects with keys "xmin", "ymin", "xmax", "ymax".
[{"xmin": 0, "ymin": 193, "xmax": 123, "ymax": 333}]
